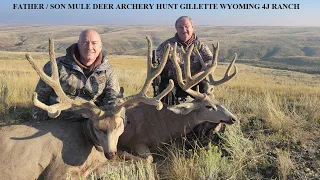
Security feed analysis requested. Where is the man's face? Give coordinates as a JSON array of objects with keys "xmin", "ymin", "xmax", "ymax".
[
  {"xmin": 78, "ymin": 31, "xmax": 102, "ymax": 66},
  {"xmin": 176, "ymin": 19, "xmax": 194, "ymax": 42}
]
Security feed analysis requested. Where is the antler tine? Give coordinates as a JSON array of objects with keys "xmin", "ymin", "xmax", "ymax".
[
  {"xmin": 172, "ymin": 42, "xmax": 185, "ymax": 88},
  {"xmin": 212, "ymin": 42, "xmax": 219, "ymax": 69},
  {"xmin": 155, "ymin": 80, "xmax": 174, "ymax": 102},
  {"xmin": 146, "ymin": 36, "xmax": 154, "ymax": 74},
  {"xmin": 49, "ymin": 38, "xmax": 59, "ymax": 82},
  {"xmin": 112, "ymin": 37, "xmax": 173, "ymax": 114},
  {"xmin": 171, "ymin": 42, "xmax": 218, "ymax": 99},
  {"xmin": 141, "ymin": 36, "xmax": 169, "ymax": 95},
  {"xmin": 184, "ymin": 44, "xmax": 194, "ymax": 81},
  {"xmin": 208, "ymin": 53, "xmax": 237, "ymax": 86}
]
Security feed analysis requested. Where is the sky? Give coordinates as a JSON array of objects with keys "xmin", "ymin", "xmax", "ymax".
[{"xmin": 1, "ymin": 0, "xmax": 319, "ymax": 26}]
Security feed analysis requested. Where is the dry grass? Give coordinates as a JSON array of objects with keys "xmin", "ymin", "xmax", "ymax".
[
  {"xmin": 277, "ymin": 149, "xmax": 294, "ymax": 180},
  {"xmin": 159, "ymin": 123, "xmax": 254, "ymax": 180},
  {"xmin": 0, "ymin": 51, "xmax": 319, "ymax": 179},
  {"xmin": 85, "ymin": 161, "xmax": 158, "ymax": 180},
  {"xmin": 109, "ymin": 55, "xmax": 149, "ymax": 96}
]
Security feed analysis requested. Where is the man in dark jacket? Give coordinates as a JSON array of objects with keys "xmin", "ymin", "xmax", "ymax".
[{"xmin": 32, "ymin": 29, "xmax": 125, "ymax": 121}]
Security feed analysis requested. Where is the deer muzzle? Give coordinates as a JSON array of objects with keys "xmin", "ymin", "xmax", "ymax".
[
  {"xmin": 224, "ymin": 117, "xmax": 237, "ymax": 124},
  {"xmin": 105, "ymin": 151, "xmax": 117, "ymax": 160},
  {"xmin": 231, "ymin": 117, "xmax": 237, "ymax": 123}
]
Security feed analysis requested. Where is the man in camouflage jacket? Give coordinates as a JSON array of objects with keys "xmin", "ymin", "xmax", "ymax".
[
  {"xmin": 32, "ymin": 29, "xmax": 125, "ymax": 121},
  {"xmin": 155, "ymin": 16, "xmax": 222, "ymax": 144},
  {"xmin": 156, "ymin": 16, "xmax": 213, "ymax": 104}
]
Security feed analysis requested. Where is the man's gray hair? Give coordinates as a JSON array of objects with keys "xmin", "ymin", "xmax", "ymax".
[{"xmin": 175, "ymin": 16, "xmax": 193, "ymax": 28}]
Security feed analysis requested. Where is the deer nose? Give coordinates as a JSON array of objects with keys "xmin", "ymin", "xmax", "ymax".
[
  {"xmin": 105, "ymin": 151, "xmax": 117, "ymax": 160},
  {"xmin": 231, "ymin": 117, "xmax": 237, "ymax": 123}
]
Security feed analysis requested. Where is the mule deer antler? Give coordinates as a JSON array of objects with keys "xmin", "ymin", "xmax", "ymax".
[
  {"xmin": 171, "ymin": 42, "xmax": 218, "ymax": 99},
  {"xmin": 196, "ymin": 43, "xmax": 237, "ymax": 86},
  {"xmin": 26, "ymin": 37, "xmax": 174, "ymax": 120},
  {"xmin": 111, "ymin": 36, "xmax": 174, "ymax": 114}
]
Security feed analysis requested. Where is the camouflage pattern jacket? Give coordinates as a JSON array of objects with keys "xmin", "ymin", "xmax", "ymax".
[
  {"xmin": 156, "ymin": 33, "xmax": 213, "ymax": 82},
  {"xmin": 32, "ymin": 44, "xmax": 124, "ymax": 121}
]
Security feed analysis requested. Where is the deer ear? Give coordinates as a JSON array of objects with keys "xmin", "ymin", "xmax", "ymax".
[{"xmin": 167, "ymin": 103, "xmax": 197, "ymax": 115}]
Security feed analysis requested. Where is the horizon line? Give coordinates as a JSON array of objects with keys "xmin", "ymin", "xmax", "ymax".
[{"xmin": 1, "ymin": 23, "xmax": 320, "ymax": 27}]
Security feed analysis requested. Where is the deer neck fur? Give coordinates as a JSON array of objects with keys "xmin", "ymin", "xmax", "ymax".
[
  {"xmin": 82, "ymin": 120, "xmax": 103, "ymax": 152},
  {"xmin": 161, "ymin": 107, "xmax": 203, "ymax": 138},
  {"xmin": 122, "ymin": 104, "xmax": 205, "ymax": 150}
]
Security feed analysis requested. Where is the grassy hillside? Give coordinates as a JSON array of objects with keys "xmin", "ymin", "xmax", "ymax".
[
  {"xmin": 0, "ymin": 51, "xmax": 319, "ymax": 179},
  {"xmin": 1, "ymin": 25, "xmax": 320, "ymax": 73}
]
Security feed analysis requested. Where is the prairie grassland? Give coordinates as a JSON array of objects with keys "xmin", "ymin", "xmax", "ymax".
[{"xmin": 0, "ymin": 52, "xmax": 319, "ymax": 179}]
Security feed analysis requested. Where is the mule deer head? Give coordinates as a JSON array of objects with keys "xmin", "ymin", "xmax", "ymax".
[{"xmin": 167, "ymin": 42, "xmax": 237, "ymax": 124}]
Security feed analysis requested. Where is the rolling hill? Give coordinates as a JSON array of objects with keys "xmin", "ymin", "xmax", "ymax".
[{"xmin": 0, "ymin": 25, "xmax": 319, "ymax": 73}]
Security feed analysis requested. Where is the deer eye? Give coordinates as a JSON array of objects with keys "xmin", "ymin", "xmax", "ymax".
[{"xmin": 205, "ymin": 105, "xmax": 213, "ymax": 110}]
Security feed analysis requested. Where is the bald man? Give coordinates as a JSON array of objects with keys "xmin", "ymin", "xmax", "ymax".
[{"xmin": 32, "ymin": 29, "xmax": 124, "ymax": 122}]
